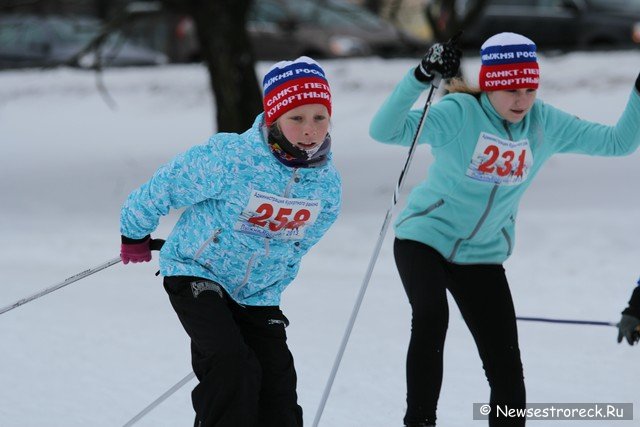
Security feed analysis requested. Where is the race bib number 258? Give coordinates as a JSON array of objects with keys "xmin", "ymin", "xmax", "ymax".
[
  {"xmin": 466, "ymin": 132, "xmax": 533, "ymax": 185},
  {"xmin": 234, "ymin": 190, "xmax": 322, "ymax": 240}
]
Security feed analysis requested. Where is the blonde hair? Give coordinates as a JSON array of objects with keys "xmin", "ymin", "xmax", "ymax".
[{"xmin": 445, "ymin": 77, "xmax": 482, "ymax": 97}]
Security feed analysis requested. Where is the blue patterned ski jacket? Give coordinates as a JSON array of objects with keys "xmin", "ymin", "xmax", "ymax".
[{"xmin": 121, "ymin": 113, "xmax": 342, "ymax": 306}]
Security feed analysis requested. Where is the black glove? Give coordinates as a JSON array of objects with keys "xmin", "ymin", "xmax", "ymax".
[
  {"xmin": 635, "ymin": 72, "xmax": 640, "ymax": 92},
  {"xmin": 617, "ymin": 285, "xmax": 640, "ymax": 345},
  {"xmin": 617, "ymin": 314, "xmax": 640, "ymax": 345},
  {"xmin": 414, "ymin": 32, "xmax": 463, "ymax": 83}
]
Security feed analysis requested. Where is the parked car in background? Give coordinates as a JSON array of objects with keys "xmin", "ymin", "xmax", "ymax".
[
  {"xmin": 0, "ymin": 15, "xmax": 168, "ymax": 70},
  {"xmin": 461, "ymin": 0, "xmax": 640, "ymax": 50},
  {"xmin": 125, "ymin": 0, "xmax": 423, "ymax": 63},
  {"xmin": 245, "ymin": 0, "xmax": 422, "ymax": 59}
]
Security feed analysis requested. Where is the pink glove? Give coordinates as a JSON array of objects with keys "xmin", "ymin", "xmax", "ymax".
[{"xmin": 120, "ymin": 235, "xmax": 152, "ymax": 264}]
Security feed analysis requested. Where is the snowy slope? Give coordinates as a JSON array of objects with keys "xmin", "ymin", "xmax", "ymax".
[{"xmin": 1, "ymin": 51, "xmax": 639, "ymax": 426}]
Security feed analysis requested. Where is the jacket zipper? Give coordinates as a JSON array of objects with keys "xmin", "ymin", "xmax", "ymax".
[
  {"xmin": 232, "ymin": 253, "xmax": 258, "ymax": 299},
  {"xmin": 501, "ymin": 227, "xmax": 513, "ymax": 256},
  {"xmin": 501, "ymin": 122, "xmax": 514, "ymax": 258},
  {"xmin": 447, "ymin": 120, "xmax": 513, "ymax": 262},
  {"xmin": 502, "ymin": 119, "xmax": 514, "ymax": 140},
  {"xmin": 234, "ymin": 169, "xmax": 298, "ymax": 299},
  {"xmin": 449, "ymin": 121, "xmax": 514, "ymax": 261},
  {"xmin": 284, "ymin": 168, "xmax": 300, "ymax": 197},
  {"xmin": 448, "ymin": 185, "xmax": 499, "ymax": 261},
  {"xmin": 194, "ymin": 228, "xmax": 222, "ymax": 259},
  {"xmin": 396, "ymin": 199, "xmax": 445, "ymax": 227},
  {"xmin": 234, "ymin": 169, "xmax": 300, "ymax": 300}
]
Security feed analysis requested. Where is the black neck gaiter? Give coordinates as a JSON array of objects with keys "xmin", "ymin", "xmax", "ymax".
[{"xmin": 267, "ymin": 130, "xmax": 331, "ymax": 168}]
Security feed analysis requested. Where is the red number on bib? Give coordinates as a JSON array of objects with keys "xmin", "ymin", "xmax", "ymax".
[
  {"xmin": 249, "ymin": 205, "xmax": 313, "ymax": 231},
  {"xmin": 515, "ymin": 150, "xmax": 527, "ymax": 176},
  {"xmin": 248, "ymin": 203, "xmax": 273, "ymax": 227},
  {"xmin": 497, "ymin": 150, "xmax": 515, "ymax": 177},
  {"xmin": 270, "ymin": 207, "xmax": 293, "ymax": 231},
  {"xmin": 478, "ymin": 145, "xmax": 500, "ymax": 173},
  {"xmin": 478, "ymin": 145, "xmax": 527, "ymax": 178},
  {"xmin": 287, "ymin": 209, "xmax": 311, "ymax": 229}
]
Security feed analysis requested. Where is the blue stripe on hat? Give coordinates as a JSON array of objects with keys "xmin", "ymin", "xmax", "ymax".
[
  {"xmin": 480, "ymin": 44, "xmax": 537, "ymax": 65},
  {"xmin": 263, "ymin": 62, "xmax": 327, "ymax": 96}
]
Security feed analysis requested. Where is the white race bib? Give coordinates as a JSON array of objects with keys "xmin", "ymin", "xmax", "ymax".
[
  {"xmin": 466, "ymin": 132, "xmax": 532, "ymax": 185},
  {"xmin": 234, "ymin": 190, "xmax": 322, "ymax": 240}
]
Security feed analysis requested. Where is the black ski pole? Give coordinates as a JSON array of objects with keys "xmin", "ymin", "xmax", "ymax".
[
  {"xmin": 516, "ymin": 316, "xmax": 617, "ymax": 327},
  {"xmin": 312, "ymin": 75, "xmax": 443, "ymax": 427},
  {"xmin": 0, "ymin": 239, "xmax": 165, "ymax": 316}
]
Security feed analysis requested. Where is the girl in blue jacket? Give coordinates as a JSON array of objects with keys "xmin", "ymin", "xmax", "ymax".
[
  {"xmin": 119, "ymin": 56, "xmax": 341, "ymax": 427},
  {"xmin": 369, "ymin": 32, "xmax": 640, "ymax": 427}
]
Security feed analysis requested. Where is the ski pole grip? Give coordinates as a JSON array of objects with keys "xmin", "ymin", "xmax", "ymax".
[
  {"xmin": 150, "ymin": 239, "xmax": 165, "ymax": 251},
  {"xmin": 432, "ymin": 74, "xmax": 443, "ymax": 89}
]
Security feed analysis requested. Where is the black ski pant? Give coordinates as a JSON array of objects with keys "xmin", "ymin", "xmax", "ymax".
[
  {"xmin": 164, "ymin": 275, "xmax": 303, "ymax": 427},
  {"xmin": 394, "ymin": 239, "xmax": 526, "ymax": 427}
]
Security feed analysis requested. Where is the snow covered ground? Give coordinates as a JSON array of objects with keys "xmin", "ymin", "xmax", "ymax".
[{"xmin": 1, "ymin": 51, "xmax": 639, "ymax": 426}]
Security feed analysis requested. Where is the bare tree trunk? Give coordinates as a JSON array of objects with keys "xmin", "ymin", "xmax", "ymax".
[
  {"xmin": 190, "ymin": 0, "xmax": 262, "ymax": 132},
  {"xmin": 166, "ymin": 0, "xmax": 262, "ymax": 133}
]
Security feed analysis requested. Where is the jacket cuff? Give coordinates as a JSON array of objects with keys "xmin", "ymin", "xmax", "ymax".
[{"xmin": 121, "ymin": 234, "xmax": 150, "ymax": 244}]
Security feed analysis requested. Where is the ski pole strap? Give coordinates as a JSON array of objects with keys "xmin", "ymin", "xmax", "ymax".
[
  {"xmin": 516, "ymin": 316, "xmax": 617, "ymax": 327},
  {"xmin": 150, "ymin": 238, "xmax": 165, "ymax": 251},
  {"xmin": 0, "ymin": 239, "xmax": 166, "ymax": 316}
]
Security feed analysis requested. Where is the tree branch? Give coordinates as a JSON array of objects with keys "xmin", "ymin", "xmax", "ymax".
[
  {"xmin": 54, "ymin": 3, "xmax": 163, "ymax": 110},
  {"xmin": 60, "ymin": 4, "xmax": 161, "ymax": 69}
]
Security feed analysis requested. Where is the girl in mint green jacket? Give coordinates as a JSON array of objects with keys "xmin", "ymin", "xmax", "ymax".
[{"xmin": 369, "ymin": 32, "xmax": 640, "ymax": 427}]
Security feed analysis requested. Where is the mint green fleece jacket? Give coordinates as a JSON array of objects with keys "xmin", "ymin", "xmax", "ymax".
[{"xmin": 370, "ymin": 70, "xmax": 640, "ymax": 264}]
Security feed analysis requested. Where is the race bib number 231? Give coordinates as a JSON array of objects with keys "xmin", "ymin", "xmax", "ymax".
[
  {"xmin": 234, "ymin": 190, "xmax": 322, "ymax": 240},
  {"xmin": 466, "ymin": 132, "xmax": 532, "ymax": 185}
]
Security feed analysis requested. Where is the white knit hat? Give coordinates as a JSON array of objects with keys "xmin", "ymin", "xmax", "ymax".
[{"xmin": 479, "ymin": 32, "xmax": 539, "ymax": 91}]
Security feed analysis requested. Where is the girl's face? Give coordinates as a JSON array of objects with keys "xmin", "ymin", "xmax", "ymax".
[
  {"xmin": 277, "ymin": 104, "xmax": 330, "ymax": 151},
  {"xmin": 487, "ymin": 89, "xmax": 537, "ymax": 123}
]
